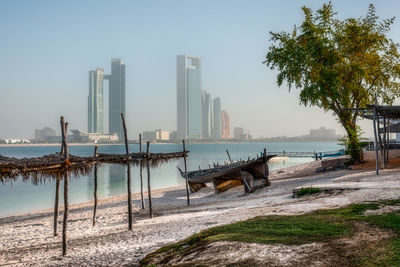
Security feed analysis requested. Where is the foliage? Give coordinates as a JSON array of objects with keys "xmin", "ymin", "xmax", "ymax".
[{"xmin": 264, "ymin": 3, "xmax": 400, "ymax": 161}]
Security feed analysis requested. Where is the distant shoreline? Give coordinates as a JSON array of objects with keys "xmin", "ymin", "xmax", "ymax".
[
  {"xmin": 0, "ymin": 140, "xmax": 342, "ymax": 147},
  {"xmin": 0, "ymin": 143, "xmax": 121, "ymax": 147}
]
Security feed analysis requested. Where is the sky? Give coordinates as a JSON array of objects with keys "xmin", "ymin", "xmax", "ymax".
[{"xmin": 1, "ymin": 0, "xmax": 400, "ymax": 139}]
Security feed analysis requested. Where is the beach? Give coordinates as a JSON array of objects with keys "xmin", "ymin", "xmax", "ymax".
[{"xmin": 1, "ymin": 151, "xmax": 400, "ymax": 266}]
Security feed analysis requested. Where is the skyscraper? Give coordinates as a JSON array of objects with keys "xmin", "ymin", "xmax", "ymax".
[
  {"xmin": 88, "ymin": 59, "xmax": 125, "ymax": 140},
  {"xmin": 107, "ymin": 59, "xmax": 125, "ymax": 140},
  {"xmin": 212, "ymin": 97, "xmax": 222, "ymax": 139},
  {"xmin": 177, "ymin": 55, "xmax": 202, "ymax": 140},
  {"xmin": 201, "ymin": 90, "xmax": 213, "ymax": 139},
  {"xmin": 88, "ymin": 68, "xmax": 104, "ymax": 133},
  {"xmin": 221, "ymin": 110, "xmax": 230, "ymax": 139}
]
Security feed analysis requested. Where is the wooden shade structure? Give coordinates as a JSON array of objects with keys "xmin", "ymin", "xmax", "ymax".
[
  {"xmin": 352, "ymin": 105, "xmax": 400, "ymax": 175},
  {"xmin": 0, "ymin": 115, "xmax": 188, "ymax": 256}
]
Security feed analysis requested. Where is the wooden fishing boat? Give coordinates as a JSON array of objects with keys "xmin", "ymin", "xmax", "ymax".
[{"xmin": 178, "ymin": 152, "xmax": 276, "ymax": 194}]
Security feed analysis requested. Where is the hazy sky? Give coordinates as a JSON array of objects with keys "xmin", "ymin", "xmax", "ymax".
[{"xmin": 1, "ymin": 0, "xmax": 400, "ymax": 139}]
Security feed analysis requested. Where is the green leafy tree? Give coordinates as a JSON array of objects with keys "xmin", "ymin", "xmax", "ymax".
[{"xmin": 264, "ymin": 3, "xmax": 400, "ymax": 161}]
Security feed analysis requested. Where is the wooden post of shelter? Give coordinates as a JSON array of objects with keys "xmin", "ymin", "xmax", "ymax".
[
  {"xmin": 53, "ymin": 173, "xmax": 60, "ymax": 236},
  {"xmin": 146, "ymin": 142, "xmax": 153, "ymax": 218},
  {"xmin": 375, "ymin": 96, "xmax": 384, "ymax": 169},
  {"xmin": 139, "ymin": 134, "xmax": 145, "ymax": 209},
  {"xmin": 387, "ymin": 118, "xmax": 390, "ymax": 163},
  {"xmin": 372, "ymin": 106, "xmax": 380, "ymax": 175},
  {"xmin": 60, "ymin": 116, "xmax": 69, "ymax": 256},
  {"xmin": 121, "ymin": 113, "xmax": 133, "ymax": 230},
  {"xmin": 92, "ymin": 145, "xmax": 98, "ymax": 226},
  {"xmin": 183, "ymin": 140, "xmax": 190, "ymax": 206},
  {"xmin": 383, "ymin": 116, "xmax": 387, "ymax": 168}
]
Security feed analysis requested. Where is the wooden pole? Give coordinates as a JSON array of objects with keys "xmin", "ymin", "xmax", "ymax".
[
  {"xmin": 387, "ymin": 118, "xmax": 390, "ymax": 163},
  {"xmin": 139, "ymin": 134, "xmax": 145, "ymax": 209},
  {"xmin": 139, "ymin": 133, "xmax": 142, "ymax": 153},
  {"xmin": 372, "ymin": 106, "xmax": 379, "ymax": 175},
  {"xmin": 383, "ymin": 116, "xmax": 387, "ymax": 168},
  {"xmin": 226, "ymin": 149, "xmax": 232, "ymax": 163},
  {"xmin": 53, "ymin": 174, "xmax": 60, "ymax": 236},
  {"xmin": 60, "ymin": 116, "xmax": 69, "ymax": 256},
  {"xmin": 377, "ymin": 115, "xmax": 384, "ymax": 169},
  {"xmin": 183, "ymin": 140, "xmax": 190, "ymax": 206},
  {"xmin": 62, "ymin": 170, "xmax": 68, "ymax": 256},
  {"xmin": 120, "ymin": 113, "xmax": 132, "ymax": 230},
  {"xmin": 60, "ymin": 118, "xmax": 65, "ymax": 155},
  {"xmin": 64, "ymin": 122, "xmax": 69, "ymax": 157},
  {"xmin": 126, "ymin": 163, "xmax": 132, "ymax": 229},
  {"xmin": 121, "ymin": 113, "xmax": 130, "ymax": 155},
  {"xmin": 146, "ymin": 142, "xmax": 153, "ymax": 218},
  {"xmin": 92, "ymin": 145, "xmax": 98, "ymax": 226}
]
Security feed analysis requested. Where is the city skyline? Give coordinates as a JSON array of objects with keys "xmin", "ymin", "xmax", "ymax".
[
  {"xmin": 1, "ymin": 1, "xmax": 399, "ymax": 139},
  {"xmin": 177, "ymin": 55, "xmax": 202, "ymax": 140},
  {"xmin": 177, "ymin": 55, "xmax": 231, "ymax": 141}
]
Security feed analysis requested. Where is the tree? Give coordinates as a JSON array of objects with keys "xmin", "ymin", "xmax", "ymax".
[{"xmin": 264, "ymin": 3, "xmax": 400, "ymax": 161}]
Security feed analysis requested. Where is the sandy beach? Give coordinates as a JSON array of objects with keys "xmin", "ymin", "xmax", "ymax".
[{"xmin": 1, "ymin": 152, "xmax": 400, "ymax": 266}]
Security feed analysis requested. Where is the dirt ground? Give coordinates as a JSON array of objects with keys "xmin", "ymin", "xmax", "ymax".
[
  {"xmin": 352, "ymin": 148, "xmax": 400, "ymax": 171},
  {"xmin": 160, "ymin": 223, "xmax": 392, "ymax": 267}
]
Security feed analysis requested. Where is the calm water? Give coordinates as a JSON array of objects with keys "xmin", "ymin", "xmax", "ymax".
[{"xmin": 0, "ymin": 142, "xmax": 342, "ymax": 217}]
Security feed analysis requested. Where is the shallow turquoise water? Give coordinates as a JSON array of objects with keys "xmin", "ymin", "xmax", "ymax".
[{"xmin": 0, "ymin": 142, "xmax": 342, "ymax": 217}]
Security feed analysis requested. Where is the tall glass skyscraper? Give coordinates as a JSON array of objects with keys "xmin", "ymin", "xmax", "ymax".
[
  {"xmin": 177, "ymin": 55, "xmax": 202, "ymax": 140},
  {"xmin": 108, "ymin": 59, "xmax": 125, "ymax": 140},
  {"xmin": 88, "ymin": 59, "xmax": 125, "ymax": 140},
  {"xmin": 201, "ymin": 90, "xmax": 213, "ymax": 139},
  {"xmin": 88, "ymin": 68, "xmax": 104, "ymax": 133},
  {"xmin": 213, "ymin": 97, "xmax": 222, "ymax": 139}
]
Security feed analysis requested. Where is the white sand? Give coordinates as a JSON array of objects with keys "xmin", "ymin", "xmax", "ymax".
[{"xmin": 1, "ymin": 161, "xmax": 400, "ymax": 266}]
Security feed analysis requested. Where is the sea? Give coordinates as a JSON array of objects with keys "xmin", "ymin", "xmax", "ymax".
[{"xmin": 0, "ymin": 142, "xmax": 342, "ymax": 217}]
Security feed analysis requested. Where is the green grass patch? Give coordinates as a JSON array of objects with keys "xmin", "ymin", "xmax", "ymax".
[
  {"xmin": 204, "ymin": 214, "xmax": 350, "ymax": 245},
  {"xmin": 140, "ymin": 200, "xmax": 400, "ymax": 266},
  {"xmin": 296, "ymin": 187, "xmax": 320, "ymax": 197}
]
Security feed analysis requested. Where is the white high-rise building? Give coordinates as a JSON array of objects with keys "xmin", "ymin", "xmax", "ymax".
[
  {"xmin": 212, "ymin": 97, "xmax": 222, "ymax": 139},
  {"xmin": 88, "ymin": 68, "xmax": 104, "ymax": 134},
  {"xmin": 201, "ymin": 90, "xmax": 213, "ymax": 139},
  {"xmin": 177, "ymin": 55, "xmax": 202, "ymax": 140}
]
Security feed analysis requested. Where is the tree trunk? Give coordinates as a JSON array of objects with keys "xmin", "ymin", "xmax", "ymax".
[{"xmin": 342, "ymin": 120, "xmax": 361, "ymax": 163}]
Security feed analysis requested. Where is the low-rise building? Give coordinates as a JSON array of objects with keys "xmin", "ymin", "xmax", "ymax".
[
  {"xmin": 156, "ymin": 129, "xmax": 170, "ymax": 141},
  {"xmin": 234, "ymin": 127, "xmax": 245, "ymax": 139},
  {"xmin": 4, "ymin": 139, "xmax": 31, "ymax": 144},
  {"xmin": 143, "ymin": 131, "xmax": 157, "ymax": 142},
  {"xmin": 34, "ymin": 127, "xmax": 56, "ymax": 142},
  {"xmin": 143, "ymin": 129, "xmax": 171, "ymax": 142},
  {"xmin": 70, "ymin": 130, "xmax": 119, "ymax": 143}
]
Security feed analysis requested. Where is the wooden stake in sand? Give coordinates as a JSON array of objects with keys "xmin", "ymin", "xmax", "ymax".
[
  {"xmin": 121, "ymin": 113, "xmax": 133, "ymax": 230},
  {"xmin": 60, "ymin": 116, "xmax": 69, "ymax": 256},
  {"xmin": 53, "ymin": 173, "xmax": 60, "ymax": 236},
  {"xmin": 139, "ymin": 134, "xmax": 145, "ymax": 209},
  {"xmin": 146, "ymin": 142, "xmax": 153, "ymax": 218},
  {"xmin": 93, "ymin": 145, "xmax": 98, "ymax": 226},
  {"xmin": 183, "ymin": 140, "xmax": 190, "ymax": 206}
]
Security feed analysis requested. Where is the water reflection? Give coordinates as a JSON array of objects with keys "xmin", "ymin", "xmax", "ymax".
[{"xmin": 0, "ymin": 142, "xmax": 342, "ymax": 217}]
